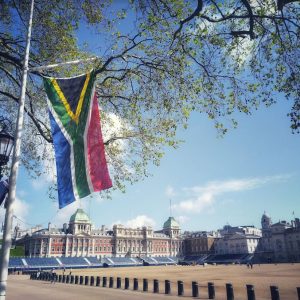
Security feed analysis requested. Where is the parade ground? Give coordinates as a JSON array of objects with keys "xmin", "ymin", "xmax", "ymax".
[{"xmin": 7, "ymin": 263, "xmax": 300, "ymax": 299}]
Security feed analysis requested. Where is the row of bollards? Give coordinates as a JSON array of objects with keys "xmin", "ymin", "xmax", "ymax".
[{"xmin": 30, "ymin": 272, "xmax": 299, "ymax": 300}]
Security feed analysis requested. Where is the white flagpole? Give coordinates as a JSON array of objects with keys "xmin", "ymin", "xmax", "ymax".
[
  {"xmin": 0, "ymin": 0, "xmax": 34, "ymax": 298},
  {"xmin": 29, "ymin": 57, "xmax": 98, "ymax": 72}
]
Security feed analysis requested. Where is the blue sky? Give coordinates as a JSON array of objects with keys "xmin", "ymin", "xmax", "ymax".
[{"xmin": 1, "ymin": 95, "xmax": 299, "ymax": 233}]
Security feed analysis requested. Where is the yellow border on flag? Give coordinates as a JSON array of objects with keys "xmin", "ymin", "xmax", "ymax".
[{"xmin": 50, "ymin": 73, "xmax": 91, "ymax": 124}]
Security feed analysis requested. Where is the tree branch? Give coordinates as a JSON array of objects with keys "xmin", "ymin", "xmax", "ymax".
[
  {"xmin": 231, "ymin": 0, "xmax": 255, "ymax": 39},
  {"xmin": 173, "ymin": 0, "xmax": 203, "ymax": 41},
  {"xmin": 0, "ymin": 91, "xmax": 53, "ymax": 143}
]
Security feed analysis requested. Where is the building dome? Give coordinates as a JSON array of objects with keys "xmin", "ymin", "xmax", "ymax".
[
  {"xmin": 69, "ymin": 209, "xmax": 91, "ymax": 223},
  {"xmin": 163, "ymin": 217, "xmax": 179, "ymax": 229}
]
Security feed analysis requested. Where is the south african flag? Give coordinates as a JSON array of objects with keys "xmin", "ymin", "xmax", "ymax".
[{"xmin": 43, "ymin": 70, "xmax": 112, "ymax": 208}]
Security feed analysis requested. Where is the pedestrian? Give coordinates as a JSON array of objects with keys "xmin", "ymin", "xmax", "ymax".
[{"xmin": 50, "ymin": 268, "xmax": 55, "ymax": 283}]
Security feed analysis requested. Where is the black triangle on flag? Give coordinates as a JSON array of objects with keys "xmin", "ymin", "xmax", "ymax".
[{"xmin": 56, "ymin": 74, "xmax": 87, "ymax": 115}]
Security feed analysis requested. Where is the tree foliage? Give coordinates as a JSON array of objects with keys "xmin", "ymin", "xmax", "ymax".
[{"xmin": 0, "ymin": 0, "xmax": 299, "ymax": 198}]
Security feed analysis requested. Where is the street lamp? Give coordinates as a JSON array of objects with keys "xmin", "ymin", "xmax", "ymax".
[{"xmin": 0, "ymin": 127, "xmax": 14, "ymax": 179}]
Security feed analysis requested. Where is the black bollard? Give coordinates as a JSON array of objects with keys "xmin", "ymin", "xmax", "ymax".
[
  {"xmin": 125, "ymin": 277, "xmax": 129, "ymax": 290},
  {"xmin": 143, "ymin": 279, "xmax": 148, "ymax": 292},
  {"xmin": 103, "ymin": 276, "xmax": 107, "ymax": 287},
  {"xmin": 270, "ymin": 286, "xmax": 280, "ymax": 300},
  {"xmin": 165, "ymin": 280, "xmax": 171, "ymax": 295},
  {"xmin": 117, "ymin": 277, "xmax": 121, "ymax": 289},
  {"xmin": 109, "ymin": 277, "xmax": 114, "ymax": 288},
  {"xmin": 58, "ymin": 274, "xmax": 62, "ymax": 283},
  {"xmin": 297, "ymin": 287, "xmax": 300, "ymax": 300},
  {"xmin": 62, "ymin": 275, "xmax": 66, "ymax": 283},
  {"xmin": 70, "ymin": 275, "xmax": 74, "ymax": 284},
  {"xmin": 154, "ymin": 279, "xmax": 159, "ymax": 293},
  {"xmin": 96, "ymin": 276, "xmax": 101, "ymax": 287},
  {"xmin": 85, "ymin": 276, "xmax": 89, "ymax": 286},
  {"xmin": 75, "ymin": 275, "xmax": 79, "ymax": 284},
  {"xmin": 192, "ymin": 281, "xmax": 199, "ymax": 298},
  {"xmin": 178, "ymin": 280, "xmax": 184, "ymax": 296},
  {"xmin": 208, "ymin": 282, "xmax": 215, "ymax": 299},
  {"xmin": 246, "ymin": 284, "xmax": 256, "ymax": 300},
  {"xmin": 66, "ymin": 275, "xmax": 70, "ymax": 284},
  {"xmin": 133, "ymin": 278, "xmax": 138, "ymax": 291},
  {"xmin": 226, "ymin": 283, "xmax": 234, "ymax": 300},
  {"xmin": 90, "ymin": 276, "xmax": 95, "ymax": 286},
  {"xmin": 80, "ymin": 275, "xmax": 84, "ymax": 285}
]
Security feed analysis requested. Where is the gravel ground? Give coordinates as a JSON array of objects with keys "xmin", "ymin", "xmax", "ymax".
[{"xmin": 7, "ymin": 263, "xmax": 300, "ymax": 300}]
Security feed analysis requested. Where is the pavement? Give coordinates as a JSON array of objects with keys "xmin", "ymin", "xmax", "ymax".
[{"xmin": 6, "ymin": 275, "xmax": 183, "ymax": 300}]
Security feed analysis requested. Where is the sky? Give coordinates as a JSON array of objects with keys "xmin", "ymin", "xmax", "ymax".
[
  {"xmin": 1, "ymin": 96, "xmax": 299, "ymax": 233},
  {"xmin": 1, "ymin": 2, "xmax": 299, "ymax": 234}
]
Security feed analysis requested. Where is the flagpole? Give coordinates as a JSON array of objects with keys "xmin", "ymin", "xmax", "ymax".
[
  {"xmin": 0, "ymin": 0, "xmax": 34, "ymax": 298},
  {"xmin": 29, "ymin": 57, "xmax": 98, "ymax": 72}
]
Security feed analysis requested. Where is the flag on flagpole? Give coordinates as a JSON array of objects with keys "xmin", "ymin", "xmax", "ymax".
[
  {"xmin": 0, "ymin": 179, "xmax": 9, "ymax": 206},
  {"xmin": 43, "ymin": 70, "xmax": 112, "ymax": 208}
]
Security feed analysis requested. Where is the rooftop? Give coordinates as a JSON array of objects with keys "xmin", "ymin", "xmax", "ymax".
[
  {"xmin": 69, "ymin": 209, "xmax": 91, "ymax": 223},
  {"xmin": 163, "ymin": 217, "xmax": 179, "ymax": 229}
]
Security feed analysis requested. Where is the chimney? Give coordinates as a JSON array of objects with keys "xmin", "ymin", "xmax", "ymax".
[{"xmin": 48, "ymin": 222, "xmax": 51, "ymax": 231}]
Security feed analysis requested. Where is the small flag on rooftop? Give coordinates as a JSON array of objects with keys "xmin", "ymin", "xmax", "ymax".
[{"xmin": 43, "ymin": 70, "xmax": 112, "ymax": 208}]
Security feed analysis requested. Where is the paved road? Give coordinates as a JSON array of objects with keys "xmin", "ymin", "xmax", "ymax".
[{"xmin": 7, "ymin": 275, "xmax": 182, "ymax": 300}]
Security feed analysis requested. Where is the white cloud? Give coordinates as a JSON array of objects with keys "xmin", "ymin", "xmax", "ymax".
[
  {"xmin": 172, "ymin": 174, "xmax": 291, "ymax": 214},
  {"xmin": 177, "ymin": 215, "xmax": 190, "ymax": 224},
  {"xmin": 13, "ymin": 197, "xmax": 30, "ymax": 221},
  {"xmin": 0, "ymin": 197, "xmax": 30, "ymax": 231},
  {"xmin": 51, "ymin": 201, "xmax": 88, "ymax": 227},
  {"xmin": 112, "ymin": 215, "xmax": 156, "ymax": 228},
  {"xmin": 165, "ymin": 185, "xmax": 176, "ymax": 198}
]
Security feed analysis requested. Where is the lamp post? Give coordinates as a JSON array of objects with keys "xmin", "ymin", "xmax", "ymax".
[
  {"xmin": 0, "ymin": 126, "xmax": 15, "ymax": 180},
  {"xmin": 0, "ymin": 125, "xmax": 14, "ymax": 206}
]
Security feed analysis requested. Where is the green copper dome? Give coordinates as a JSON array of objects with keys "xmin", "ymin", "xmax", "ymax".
[
  {"xmin": 69, "ymin": 209, "xmax": 91, "ymax": 223},
  {"xmin": 163, "ymin": 217, "xmax": 179, "ymax": 229}
]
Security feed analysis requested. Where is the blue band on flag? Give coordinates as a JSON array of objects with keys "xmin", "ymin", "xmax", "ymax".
[{"xmin": 49, "ymin": 112, "xmax": 75, "ymax": 208}]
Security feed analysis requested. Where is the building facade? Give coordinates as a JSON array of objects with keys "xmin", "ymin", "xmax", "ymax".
[
  {"xmin": 19, "ymin": 209, "xmax": 300, "ymax": 263},
  {"xmin": 21, "ymin": 209, "xmax": 183, "ymax": 258},
  {"xmin": 183, "ymin": 231, "xmax": 217, "ymax": 256},
  {"xmin": 258, "ymin": 213, "xmax": 300, "ymax": 262}
]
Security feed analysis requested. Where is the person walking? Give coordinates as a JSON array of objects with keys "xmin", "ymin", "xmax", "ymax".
[{"xmin": 50, "ymin": 268, "xmax": 55, "ymax": 283}]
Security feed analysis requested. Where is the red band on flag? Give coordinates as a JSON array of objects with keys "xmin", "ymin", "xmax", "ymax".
[{"xmin": 87, "ymin": 93, "xmax": 112, "ymax": 191}]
